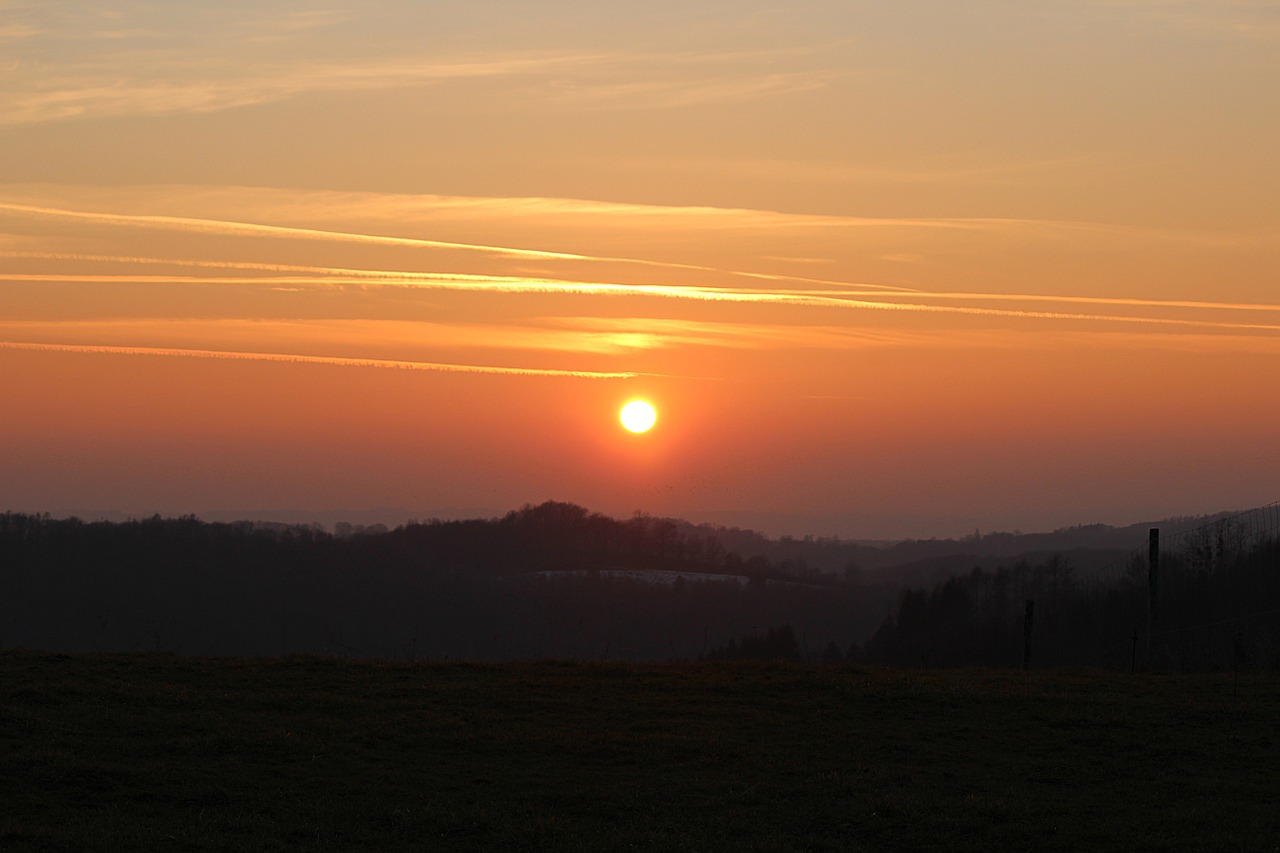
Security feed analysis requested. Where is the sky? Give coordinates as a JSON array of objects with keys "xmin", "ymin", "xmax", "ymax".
[{"xmin": 2, "ymin": 1, "xmax": 1278, "ymax": 539}]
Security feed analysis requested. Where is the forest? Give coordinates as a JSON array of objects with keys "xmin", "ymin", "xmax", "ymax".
[
  {"xmin": 2, "ymin": 501, "xmax": 1276, "ymax": 669},
  {"xmin": 867, "ymin": 515, "xmax": 1280, "ymax": 671},
  {"xmin": 0, "ymin": 503, "xmax": 878, "ymax": 661}
]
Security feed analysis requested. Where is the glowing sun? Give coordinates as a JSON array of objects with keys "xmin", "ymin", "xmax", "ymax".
[{"xmin": 620, "ymin": 399, "xmax": 657, "ymax": 433}]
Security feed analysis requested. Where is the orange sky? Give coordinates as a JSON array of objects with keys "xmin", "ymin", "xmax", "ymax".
[{"xmin": 1, "ymin": 2, "xmax": 1278, "ymax": 537}]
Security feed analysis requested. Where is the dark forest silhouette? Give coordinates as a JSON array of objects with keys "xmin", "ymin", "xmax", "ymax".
[
  {"xmin": 0, "ymin": 504, "xmax": 878, "ymax": 660},
  {"xmin": 2, "ymin": 501, "xmax": 1276, "ymax": 668},
  {"xmin": 867, "ymin": 519, "xmax": 1280, "ymax": 671}
]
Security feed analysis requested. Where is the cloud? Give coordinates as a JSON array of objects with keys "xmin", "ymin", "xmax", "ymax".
[
  {"xmin": 0, "ymin": 22, "xmax": 39, "ymax": 40},
  {"xmin": 0, "ymin": 200, "xmax": 924, "ymax": 292},
  {"xmin": 6, "ymin": 189, "xmax": 1278, "ymax": 354},
  {"xmin": 879, "ymin": 290, "xmax": 1280, "ymax": 316},
  {"xmin": 546, "ymin": 316, "xmax": 927, "ymax": 351},
  {"xmin": 0, "ymin": 36, "xmax": 839, "ymax": 127},
  {"xmin": 0, "ymin": 200, "xmax": 594, "ymax": 261},
  {"xmin": 0, "ymin": 315, "xmax": 688, "ymax": 358},
  {"xmin": 6, "ymin": 245, "xmax": 1280, "ymax": 337},
  {"xmin": 0, "ymin": 52, "xmax": 604, "ymax": 125},
  {"xmin": 18, "ymin": 183, "xmax": 1270, "ymax": 256},
  {"xmin": 8, "ymin": 276, "xmax": 1279, "ymax": 346},
  {"xmin": 0, "ymin": 340, "xmax": 640, "ymax": 379},
  {"xmin": 1105, "ymin": 0, "xmax": 1280, "ymax": 42},
  {"xmin": 243, "ymin": 9, "xmax": 352, "ymax": 42},
  {"xmin": 544, "ymin": 70, "xmax": 839, "ymax": 111},
  {"xmin": 0, "ymin": 13, "xmax": 843, "ymax": 125},
  {"xmin": 7, "ymin": 312, "xmax": 1280, "ymax": 379}
]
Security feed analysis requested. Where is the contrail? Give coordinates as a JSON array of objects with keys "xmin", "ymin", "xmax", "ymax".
[
  {"xmin": 868, "ymin": 290, "xmax": 1280, "ymax": 314},
  {"xmin": 7, "ymin": 270, "xmax": 1279, "ymax": 334},
  {"xmin": 0, "ymin": 204, "xmax": 919, "ymax": 292},
  {"xmin": 0, "ymin": 341, "xmax": 641, "ymax": 379},
  {"xmin": 8, "ymin": 252, "xmax": 1278, "ymax": 315},
  {"xmin": 0, "ymin": 202, "xmax": 589, "ymax": 260}
]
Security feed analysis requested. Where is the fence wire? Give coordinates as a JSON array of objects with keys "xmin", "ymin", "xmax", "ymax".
[
  {"xmin": 1151, "ymin": 502, "xmax": 1280, "ymax": 671},
  {"xmin": 1029, "ymin": 501, "xmax": 1280, "ymax": 671}
]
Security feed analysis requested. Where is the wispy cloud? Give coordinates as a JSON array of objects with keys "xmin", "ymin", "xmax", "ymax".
[
  {"xmin": 547, "ymin": 316, "xmax": 926, "ymax": 351},
  {"xmin": 0, "ymin": 52, "xmax": 603, "ymax": 125},
  {"xmin": 620, "ymin": 152, "xmax": 1120, "ymax": 189},
  {"xmin": 0, "ymin": 21, "xmax": 39, "ymax": 40},
  {"xmin": 0, "ymin": 201, "xmax": 595, "ymax": 260},
  {"xmin": 242, "ymin": 9, "xmax": 353, "ymax": 42},
  {"xmin": 0, "ymin": 35, "xmax": 837, "ymax": 126},
  {"xmin": 0, "ymin": 340, "xmax": 640, "ymax": 379},
  {"xmin": 0, "ymin": 316, "xmax": 687, "ymax": 358},
  {"xmin": 8, "ymin": 264, "xmax": 1280, "ymax": 341},
  {"xmin": 9, "ymin": 315, "xmax": 1276, "ymax": 380},
  {"xmin": 878, "ymin": 290, "xmax": 1280, "ymax": 315},
  {"xmin": 0, "ymin": 202, "xmax": 924, "ymax": 292},
  {"xmin": 6, "ymin": 189, "xmax": 1279, "ymax": 360},
  {"xmin": 7, "ymin": 238, "xmax": 1280, "ymax": 337},
  {"xmin": 18, "ymin": 184, "xmax": 1270, "ymax": 253},
  {"xmin": 544, "ymin": 70, "xmax": 839, "ymax": 111},
  {"xmin": 1103, "ymin": 0, "xmax": 1280, "ymax": 42}
]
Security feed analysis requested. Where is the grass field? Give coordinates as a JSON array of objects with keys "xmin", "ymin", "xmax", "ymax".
[{"xmin": 3, "ymin": 651, "xmax": 1278, "ymax": 851}]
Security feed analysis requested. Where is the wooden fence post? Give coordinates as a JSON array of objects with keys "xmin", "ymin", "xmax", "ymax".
[
  {"xmin": 1022, "ymin": 599, "xmax": 1035, "ymax": 670},
  {"xmin": 1147, "ymin": 528, "xmax": 1159, "ymax": 671}
]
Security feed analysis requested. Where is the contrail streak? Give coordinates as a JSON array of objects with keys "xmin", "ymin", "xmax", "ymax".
[
  {"xmin": 0, "ymin": 202, "xmax": 588, "ymax": 260},
  {"xmin": 0, "ymin": 205, "xmax": 920, "ymax": 292},
  {"xmin": 0, "ymin": 341, "xmax": 640, "ymax": 379},
  {"xmin": 874, "ymin": 290, "xmax": 1280, "ymax": 314},
  {"xmin": 8, "ymin": 251, "xmax": 1278, "ymax": 314},
  {"xmin": 6, "ymin": 270, "xmax": 1280, "ymax": 334}
]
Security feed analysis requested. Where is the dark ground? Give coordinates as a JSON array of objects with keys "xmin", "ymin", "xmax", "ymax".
[{"xmin": 3, "ymin": 651, "xmax": 1277, "ymax": 851}]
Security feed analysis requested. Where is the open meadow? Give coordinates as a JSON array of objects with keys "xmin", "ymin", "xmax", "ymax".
[{"xmin": 4, "ymin": 651, "xmax": 1278, "ymax": 851}]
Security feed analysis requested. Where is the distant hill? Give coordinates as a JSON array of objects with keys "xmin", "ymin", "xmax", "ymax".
[
  {"xmin": 1, "ymin": 501, "xmax": 1272, "ymax": 663},
  {"xmin": 665, "ymin": 509, "xmax": 1253, "ymax": 586},
  {"xmin": 38, "ymin": 502, "xmax": 1254, "ymax": 583}
]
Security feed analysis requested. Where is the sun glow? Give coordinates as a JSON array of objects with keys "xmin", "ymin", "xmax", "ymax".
[{"xmin": 620, "ymin": 399, "xmax": 657, "ymax": 433}]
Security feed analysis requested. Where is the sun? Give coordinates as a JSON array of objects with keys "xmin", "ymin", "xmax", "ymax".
[{"xmin": 619, "ymin": 399, "xmax": 657, "ymax": 433}]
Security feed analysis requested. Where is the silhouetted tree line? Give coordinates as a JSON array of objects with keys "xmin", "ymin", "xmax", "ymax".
[
  {"xmin": 705, "ymin": 625, "xmax": 861, "ymax": 663},
  {"xmin": 0, "ymin": 506, "xmax": 889, "ymax": 661},
  {"xmin": 1156, "ymin": 523, "xmax": 1280, "ymax": 671},
  {"xmin": 705, "ymin": 625, "xmax": 802, "ymax": 662},
  {"xmin": 687, "ymin": 519, "xmax": 1164, "ymax": 582},
  {"xmin": 864, "ymin": 528, "xmax": 1280, "ymax": 671},
  {"xmin": 7, "ymin": 504, "xmax": 1268, "ymax": 668}
]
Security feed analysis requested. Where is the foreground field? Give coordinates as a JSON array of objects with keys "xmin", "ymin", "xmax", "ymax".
[{"xmin": 3, "ymin": 652, "xmax": 1277, "ymax": 851}]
